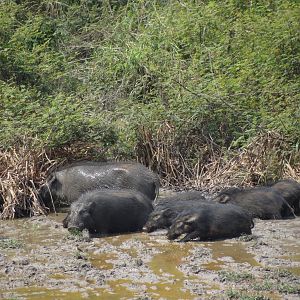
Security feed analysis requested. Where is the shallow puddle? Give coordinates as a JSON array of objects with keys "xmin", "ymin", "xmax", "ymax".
[
  {"xmin": 49, "ymin": 273, "xmax": 70, "ymax": 280},
  {"xmin": 90, "ymin": 233, "xmax": 198, "ymax": 298},
  {"xmin": 282, "ymin": 244, "xmax": 300, "ymax": 261},
  {"xmin": 278, "ymin": 237, "xmax": 300, "ymax": 276},
  {"xmin": 0, "ymin": 286, "xmax": 133, "ymax": 300},
  {"xmin": 0, "ymin": 213, "xmax": 67, "ymax": 250},
  {"xmin": 89, "ymin": 252, "xmax": 117, "ymax": 270},
  {"xmin": 281, "ymin": 254, "xmax": 300, "ymax": 263},
  {"xmin": 150, "ymin": 243, "xmax": 192, "ymax": 277},
  {"xmin": 148, "ymin": 243, "xmax": 196, "ymax": 299},
  {"xmin": 201, "ymin": 241, "xmax": 261, "ymax": 270},
  {"xmin": 287, "ymin": 266, "xmax": 300, "ymax": 276},
  {"xmin": 94, "ymin": 281, "xmax": 136, "ymax": 300},
  {"xmin": 202, "ymin": 260, "xmax": 224, "ymax": 271}
]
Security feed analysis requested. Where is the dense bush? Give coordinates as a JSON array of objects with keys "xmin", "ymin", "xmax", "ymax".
[{"xmin": 0, "ymin": 0, "xmax": 299, "ymax": 177}]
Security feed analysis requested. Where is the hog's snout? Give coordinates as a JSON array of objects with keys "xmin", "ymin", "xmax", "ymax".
[
  {"xmin": 167, "ymin": 230, "xmax": 179, "ymax": 240},
  {"xmin": 142, "ymin": 224, "xmax": 155, "ymax": 233}
]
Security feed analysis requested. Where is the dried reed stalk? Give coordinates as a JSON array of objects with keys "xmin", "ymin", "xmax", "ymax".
[
  {"xmin": 0, "ymin": 138, "xmax": 56, "ymax": 219},
  {"xmin": 0, "ymin": 138, "xmax": 107, "ymax": 219},
  {"xmin": 136, "ymin": 123, "xmax": 195, "ymax": 186},
  {"xmin": 190, "ymin": 131, "xmax": 300, "ymax": 192},
  {"xmin": 218, "ymin": 133, "xmax": 290, "ymax": 183},
  {"xmin": 136, "ymin": 126, "xmax": 300, "ymax": 191},
  {"xmin": 2, "ymin": 130, "xmax": 298, "ymax": 219}
]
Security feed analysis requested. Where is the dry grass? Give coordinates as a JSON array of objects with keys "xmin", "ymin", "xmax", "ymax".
[
  {"xmin": 1, "ymin": 131, "xmax": 299, "ymax": 219},
  {"xmin": 0, "ymin": 138, "xmax": 108, "ymax": 219},
  {"xmin": 136, "ymin": 126, "xmax": 300, "ymax": 192},
  {"xmin": 136, "ymin": 123, "xmax": 187, "ymax": 185},
  {"xmin": 193, "ymin": 131, "xmax": 300, "ymax": 192},
  {"xmin": 0, "ymin": 137, "xmax": 64, "ymax": 219},
  {"xmin": 0, "ymin": 139, "xmax": 55, "ymax": 219},
  {"xmin": 136, "ymin": 122, "xmax": 216, "ymax": 186}
]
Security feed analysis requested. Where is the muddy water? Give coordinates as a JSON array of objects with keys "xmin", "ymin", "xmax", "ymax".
[
  {"xmin": 201, "ymin": 241, "xmax": 261, "ymax": 271},
  {"xmin": 1, "ymin": 214, "xmax": 300, "ymax": 299},
  {"xmin": 89, "ymin": 233, "xmax": 198, "ymax": 299}
]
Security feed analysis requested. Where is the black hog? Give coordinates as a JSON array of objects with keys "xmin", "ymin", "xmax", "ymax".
[
  {"xmin": 213, "ymin": 186, "xmax": 292, "ymax": 219},
  {"xmin": 154, "ymin": 191, "xmax": 206, "ymax": 208},
  {"xmin": 39, "ymin": 161, "xmax": 159, "ymax": 209},
  {"xmin": 270, "ymin": 179, "xmax": 300, "ymax": 215},
  {"xmin": 143, "ymin": 191, "xmax": 208, "ymax": 232},
  {"xmin": 167, "ymin": 203, "xmax": 253, "ymax": 242},
  {"xmin": 62, "ymin": 189, "xmax": 153, "ymax": 234}
]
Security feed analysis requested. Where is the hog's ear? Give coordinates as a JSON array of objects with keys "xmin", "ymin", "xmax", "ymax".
[
  {"xmin": 52, "ymin": 172, "xmax": 61, "ymax": 183},
  {"xmin": 218, "ymin": 195, "xmax": 230, "ymax": 203},
  {"xmin": 48, "ymin": 174, "xmax": 60, "ymax": 189},
  {"xmin": 88, "ymin": 201, "xmax": 96, "ymax": 212},
  {"xmin": 45, "ymin": 174, "xmax": 55, "ymax": 185},
  {"xmin": 185, "ymin": 214, "xmax": 198, "ymax": 224}
]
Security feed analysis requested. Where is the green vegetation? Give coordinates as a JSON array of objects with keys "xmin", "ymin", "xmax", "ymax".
[
  {"xmin": 219, "ymin": 270, "xmax": 254, "ymax": 283},
  {"xmin": 74, "ymin": 249, "xmax": 87, "ymax": 260},
  {"xmin": 253, "ymin": 280, "xmax": 300, "ymax": 294},
  {"xmin": 226, "ymin": 289, "xmax": 269, "ymax": 300},
  {"xmin": 1, "ymin": 0, "xmax": 299, "ymax": 149},
  {"xmin": 68, "ymin": 227, "xmax": 83, "ymax": 237},
  {"xmin": 0, "ymin": 0, "xmax": 300, "ymax": 216},
  {"xmin": 268, "ymin": 268, "xmax": 294, "ymax": 279},
  {"xmin": 0, "ymin": 238, "xmax": 23, "ymax": 249},
  {"xmin": 278, "ymin": 283, "xmax": 300, "ymax": 294},
  {"xmin": 222, "ymin": 269, "xmax": 300, "ymax": 297},
  {"xmin": 67, "ymin": 228, "xmax": 91, "ymax": 243},
  {"xmin": 253, "ymin": 280, "xmax": 274, "ymax": 291}
]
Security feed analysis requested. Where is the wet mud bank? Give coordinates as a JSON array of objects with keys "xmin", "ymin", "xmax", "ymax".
[{"xmin": 0, "ymin": 213, "xmax": 299, "ymax": 299}]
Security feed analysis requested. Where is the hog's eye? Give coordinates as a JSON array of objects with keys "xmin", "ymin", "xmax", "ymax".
[
  {"xmin": 153, "ymin": 215, "xmax": 161, "ymax": 221},
  {"xmin": 184, "ymin": 224, "xmax": 191, "ymax": 231},
  {"xmin": 176, "ymin": 221, "xmax": 184, "ymax": 229},
  {"xmin": 79, "ymin": 209, "xmax": 88, "ymax": 215}
]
